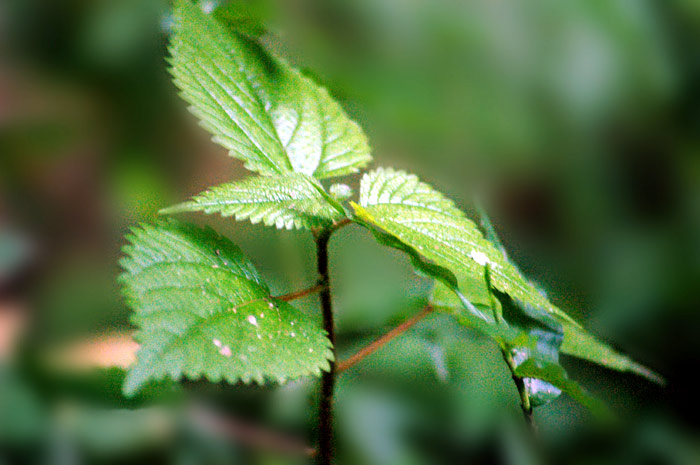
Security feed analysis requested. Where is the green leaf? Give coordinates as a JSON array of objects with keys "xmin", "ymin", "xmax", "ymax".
[
  {"xmin": 560, "ymin": 323, "xmax": 664, "ymax": 384},
  {"xmin": 170, "ymin": 0, "xmax": 371, "ymax": 178},
  {"xmin": 160, "ymin": 173, "xmax": 345, "ymax": 230},
  {"xmin": 119, "ymin": 220, "xmax": 333, "ymax": 396},
  {"xmin": 476, "ymin": 205, "xmax": 664, "ymax": 384},
  {"xmin": 209, "ymin": 0, "xmax": 268, "ymax": 38},
  {"xmin": 351, "ymin": 212, "xmax": 520, "ymax": 345},
  {"xmin": 514, "ymin": 358, "xmax": 613, "ymax": 420},
  {"xmin": 492, "ymin": 280, "xmax": 609, "ymax": 416},
  {"xmin": 355, "ymin": 169, "xmax": 661, "ymax": 384},
  {"xmin": 354, "ymin": 167, "xmax": 577, "ymax": 326},
  {"xmin": 493, "ymin": 287, "xmax": 565, "ymax": 407}
]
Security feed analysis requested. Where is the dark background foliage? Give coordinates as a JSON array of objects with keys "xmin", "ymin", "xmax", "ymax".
[{"xmin": 1, "ymin": 1, "xmax": 699, "ymax": 463}]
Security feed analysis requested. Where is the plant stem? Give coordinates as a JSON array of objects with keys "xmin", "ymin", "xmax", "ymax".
[
  {"xmin": 337, "ymin": 305, "xmax": 434, "ymax": 373},
  {"xmin": 502, "ymin": 349, "xmax": 537, "ymax": 435},
  {"xmin": 330, "ymin": 218, "xmax": 352, "ymax": 231},
  {"xmin": 484, "ymin": 266, "xmax": 537, "ymax": 435},
  {"xmin": 315, "ymin": 226, "xmax": 336, "ymax": 465},
  {"xmin": 274, "ymin": 282, "xmax": 326, "ymax": 302}
]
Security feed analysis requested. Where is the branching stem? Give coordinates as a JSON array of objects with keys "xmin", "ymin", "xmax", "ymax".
[
  {"xmin": 330, "ymin": 218, "xmax": 352, "ymax": 231},
  {"xmin": 337, "ymin": 305, "xmax": 434, "ymax": 373}
]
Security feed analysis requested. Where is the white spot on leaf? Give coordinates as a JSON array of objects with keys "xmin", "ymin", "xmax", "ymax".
[
  {"xmin": 469, "ymin": 250, "xmax": 490, "ymax": 266},
  {"xmin": 219, "ymin": 345, "xmax": 232, "ymax": 357}
]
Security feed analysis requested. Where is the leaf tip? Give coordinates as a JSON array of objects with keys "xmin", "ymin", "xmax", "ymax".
[{"xmin": 633, "ymin": 363, "xmax": 666, "ymax": 386}]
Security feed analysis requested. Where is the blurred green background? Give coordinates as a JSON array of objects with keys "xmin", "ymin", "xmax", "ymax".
[{"xmin": 1, "ymin": 0, "xmax": 699, "ymax": 463}]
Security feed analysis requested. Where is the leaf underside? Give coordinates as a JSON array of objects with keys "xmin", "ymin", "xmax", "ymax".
[
  {"xmin": 160, "ymin": 173, "xmax": 345, "ymax": 230},
  {"xmin": 170, "ymin": 0, "xmax": 371, "ymax": 179},
  {"xmin": 120, "ymin": 220, "xmax": 333, "ymax": 396}
]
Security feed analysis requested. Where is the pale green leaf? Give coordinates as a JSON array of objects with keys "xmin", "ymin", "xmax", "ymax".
[
  {"xmin": 160, "ymin": 173, "xmax": 345, "ymax": 230},
  {"xmin": 120, "ymin": 220, "xmax": 333, "ymax": 396},
  {"xmin": 170, "ymin": 0, "xmax": 371, "ymax": 178}
]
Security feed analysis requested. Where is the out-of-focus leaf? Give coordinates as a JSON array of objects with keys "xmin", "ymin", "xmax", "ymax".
[
  {"xmin": 119, "ymin": 220, "xmax": 333, "ymax": 396},
  {"xmin": 0, "ymin": 369, "xmax": 46, "ymax": 445},
  {"xmin": 160, "ymin": 173, "xmax": 345, "ymax": 230},
  {"xmin": 170, "ymin": 0, "xmax": 371, "ymax": 178},
  {"xmin": 58, "ymin": 406, "xmax": 174, "ymax": 457},
  {"xmin": 0, "ymin": 228, "xmax": 34, "ymax": 287}
]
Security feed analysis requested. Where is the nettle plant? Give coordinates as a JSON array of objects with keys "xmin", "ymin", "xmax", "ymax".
[{"xmin": 119, "ymin": 2, "xmax": 662, "ymax": 462}]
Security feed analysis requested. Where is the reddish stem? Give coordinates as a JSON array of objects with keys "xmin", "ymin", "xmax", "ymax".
[
  {"xmin": 274, "ymin": 282, "xmax": 326, "ymax": 302},
  {"xmin": 337, "ymin": 305, "xmax": 434, "ymax": 373}
]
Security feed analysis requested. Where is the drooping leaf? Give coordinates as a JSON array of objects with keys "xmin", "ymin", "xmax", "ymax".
[
  {"xmin": 477, "ymin": 205, "xmax": 664, "ymax": 384},
  {"xmin": 160, "ymin": 173, "xmax": 345, "ymax": 230},
  {"xmin": 355, "ymin": 168, "xmax": 661, "ymax": 384},
  {"xmin": 352, "ymin": 216, "xmax": 520, "ymax": 345},
  {"xmin": 170, "ymin": 0, "xmax": 371, "ymax": 178},
  {"xmin": 353, "ymin": 168, "xmax": 578, "ymax": 326},
  {"xmin": 119, "ymin": 220, "xmax": 333, "ymax": 396}
]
